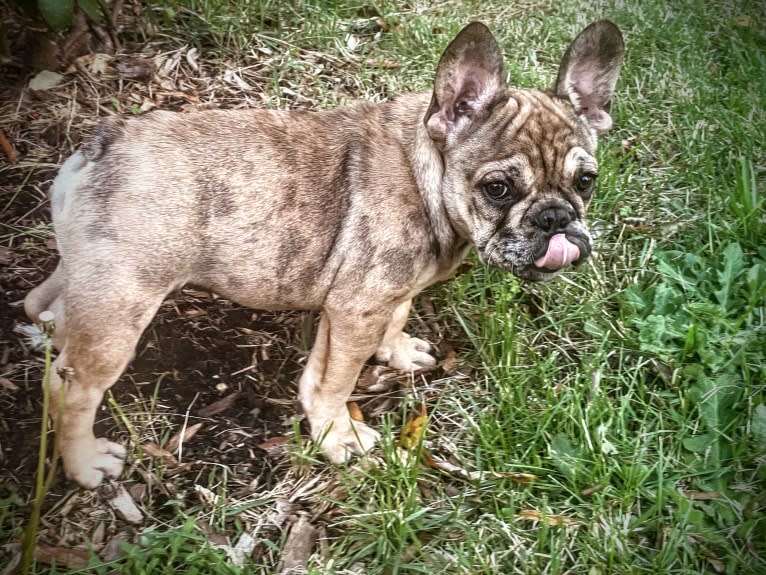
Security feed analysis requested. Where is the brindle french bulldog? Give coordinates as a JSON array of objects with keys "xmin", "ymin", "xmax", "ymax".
[{"xmin": 25, "ymin": 20, "xmax": 624, "ymax": 488}]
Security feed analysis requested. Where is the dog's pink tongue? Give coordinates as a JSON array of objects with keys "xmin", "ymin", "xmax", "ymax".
[{"xmin": 535, "ymin": 233, "xmax": 580, "ymax": 270}]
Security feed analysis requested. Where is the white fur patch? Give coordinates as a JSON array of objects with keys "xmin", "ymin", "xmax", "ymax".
[
  {"xmin": 563, "ymin": 146, "xmax": 598, "ymax": 180},
  {"xmin": 50, "ymin": 152, "xmax": 90, "ymax": 218}
]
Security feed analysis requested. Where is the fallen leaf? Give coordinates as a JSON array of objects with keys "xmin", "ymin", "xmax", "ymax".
[
  {"xmin": 34, "ymin": 545, "xmax": 89, "ymax": 569},
  {"xmin": 115, "ymin": 56, "xmax": 156, "ymax": 81},
  {"xmin": 223, "ymin": 69, "xmax": 252, "ymax": 90},
  {"xmin": 166, "ymin": 422, "xmax": 203, "ymax": 453},
  {"xmin": 439, "ymin": 347, "xmax": 458, "ymax": 374},
  {"xmin": 91, "ymin": 521, "xmax": 106, "ymax": 546},
  {"xmin": 141, "ymin": 442, "xmax": 178, "ymax": 466},
  {"xmin": 195, "ymin": 484, "xmax": 220, "ymax": 508},
  {"xmin": 184, "ymin": 306, "xmax": 207, "ymax": 318},
  {"xmin": 186, "ymin": 47, "xmax": 200, "ymax": 71},
  {"xmin": 100, "ymin": 532, "xmax": 130, "ymax": 562},
  {"xmin": 426, "ymin": 454, "xmax": 537, "ymax": 484},
  {"xmin": 400, "ymin": 401, "xmax": 428, "ymax": 450},
  {"xmin": 276, "ymin": 515, "xmax": 318, "ymax": 574},
  {"xmin": 506, "ymin": 472, "xmax": 538, "ymax": 484},
  {"xmin": 357, "ymin": 364, "xmax": 398, "ymax": 392},
  {"xmin": 198, "ymin": 392, "xmax": 241, "ymax": 417},
  {"xmin": 518, "ymin": 508, "xmax": 578, "ymax": 526},
  {"xmin": 0, "ymin": 376, "xmax": 19, "ymax": 391},
  {"xmin": 71, "ymin": 53, "xmax": 112, "ymax": 75},
  {"xmin": 683, "ymin": 490, "xmax": 721, "ymax": 500},
  {"xmin": 704, "ymin": 553, "xmax": 726, "ymax": 573},
  {"xmin": 101, "ymin": 482, "xmax": 144, "ymax": 524},
  {"xmin": 347, "ymin": 401, "xmax": 364, "ymax": 422},
  {"xmin": 257, "ymin": 435, "xmax": 288, "ymax": 456},
  {"xmin": 28, "ymin": 70, "xmax": 65, "ymax": 91},
  {"xmin": 220, "ymin": 530, "xmax": 255, "ymax": 568},
  {"xmin": 0, "ymin": 129, "xmax": 15, "ymax": 164}
]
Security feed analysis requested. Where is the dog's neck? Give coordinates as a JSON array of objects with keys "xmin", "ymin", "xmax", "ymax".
[{"xmin": 386, "ymin": 94, "xmax": 469, "ymax": 265}]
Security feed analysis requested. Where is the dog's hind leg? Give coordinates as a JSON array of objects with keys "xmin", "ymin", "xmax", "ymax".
[
  {"xmin": 51, "ymin": 285, "xmax": 168, "ymax": 488},
  {"xmin": 25, "ymin": 263, "xmax": 65, "ymax": 321},
  {"xmin": 25, "ymin": 263, "xmax": 69, "ymax": 349}
]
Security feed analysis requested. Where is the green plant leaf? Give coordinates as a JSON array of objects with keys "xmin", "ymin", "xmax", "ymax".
[
  {"xmin": 682, "ymin": 433, "xmax": 715, "ymax": 453},
  {"xmin": 38, "ymin": 0, "xmax": 75, "ymax": 31},
  {"xmin": 714, "ymin": 243, "xmax": 744, "ymax": 312},
  {"xmin": 753, "ymin": 404, "xmax": 766, "ymax": 444},
  {"xmin": 78, "ymin": 0, "xmax": 103, "ymax": 23}
]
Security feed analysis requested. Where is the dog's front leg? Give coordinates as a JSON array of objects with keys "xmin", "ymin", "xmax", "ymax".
[
  {"xmin": 299, "ymin": 308, "xmax": 388, "ymax": 463},
  {"xmin": 375, "ymin": 300, "xmax": 437, "ymax": 371}
]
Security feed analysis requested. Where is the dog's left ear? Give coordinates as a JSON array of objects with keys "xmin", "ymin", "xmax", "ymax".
[
  {"xmin": 425, "ymin": 22, "xmax": 505, "ymax": 144},
  {"xmin": 555, "ymin": 20, "xmax": 625, "ymax": 135}
]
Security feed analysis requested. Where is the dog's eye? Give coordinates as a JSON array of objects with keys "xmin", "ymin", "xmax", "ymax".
[
  {"xmin": 575, "ymin": 173, "xmax": 597, "ymax": 196},
  {"xmin": 482, "ymin": 181, "xmax": 513, "ymax": 202}
]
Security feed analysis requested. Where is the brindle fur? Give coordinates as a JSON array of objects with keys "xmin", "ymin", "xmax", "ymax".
[{"xmin": 25, "ymin": 21, "xmax": 624, "ymax": 488}]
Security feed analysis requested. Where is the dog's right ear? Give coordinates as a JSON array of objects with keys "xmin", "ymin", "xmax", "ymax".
[{"xmin": 424, "ymin": 22, "xmax": 506, "ymax": 145}]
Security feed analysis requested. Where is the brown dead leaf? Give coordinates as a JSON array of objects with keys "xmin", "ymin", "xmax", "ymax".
[
  {"xmin": 277, "ymin": 514, "xmax": 318, "ymax": 574},
  {"xmin": 257, "ymin": 435, "xmax": 288, "ymax": 456},
  {"xmin": 115, "ymin": 56, "xmax": 156, "ymax": 81},
  {"xmin": 198, "ymin": 392, "xmax": 241, "ymax": 417},
  {"xmin": 155, "ymin": 91, "xmax": 200, "ymax": 107},
  {"xmin": 400, "ymin": 401, "xmax": 428, "ymax": 450},
  {"xmin": 100, "ymin": 532, "xmax": 130, "ymax": 562},
  {"xmin": 358, "ymin": 364, "xmax": 399, "ymax": 392},
  {"xmin": 505, "ymin": 472, "xmax": 538, "ymax": 484},
  {"xmin": 0, "ymin": 376, "xmax": 19, "ymax": 391},
  {"xmin": 518, "ymin": 509, "xmax": 578, "ymax": 526},
  {"xmin": 439, "ymin": 346, "xmax": 458, "ymax": 374},
  {"xmin": 166, "ymin": 422, "xmax": 203, "ymax": 452},
  {"xmin": 141, "ymin": 442, "xmax": 178, "ymax": 466},
  {"xmin": 426, "ymin": 454, "xmax": 537, "ymax": 484},
  {"xmin": 101, "ymin": 481, "xmax": 144, "ymax": 524},
  {"xmin": 91, "ymin": 521, "xmax": 106, "ymax": 546},
  {"xmin": 364, "ymin": 58, "xmax": 399, "ymax": 69},
  {"xmin": 184, "ymin": 306, "xmax": 207, "ymax": 318},
  {"xmin": 0, "ymin": 128, "xmax": 15, "ymax": 164},
  {"xmin": 347, "ymin": 401, "xmax": 364, "ymax": 422},
  {"xmin": 704, "ymin": 552, "xmax": 726, "ymax": 573},
  {"xmin": 35, "ymin": 545, "xmax": 90, "ymax": 569},
  {"xmin": 683, "ymin": 490, "xmax": 721, "ymax": 500}
]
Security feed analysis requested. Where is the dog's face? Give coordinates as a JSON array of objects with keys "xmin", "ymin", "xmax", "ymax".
[{"xmin": 425, "ymin": 21, "xmax": 624, "ymax": 281}]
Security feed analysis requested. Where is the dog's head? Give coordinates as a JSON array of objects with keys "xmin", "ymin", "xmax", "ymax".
[{"xmin": 426, "ymin": 21, "xmax": 624, "ymax": 281}]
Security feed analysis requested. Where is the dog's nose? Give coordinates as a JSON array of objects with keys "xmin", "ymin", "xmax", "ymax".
[{"xmin": 535, "ymin": 206, "xmax": 573, "ymax": 232}]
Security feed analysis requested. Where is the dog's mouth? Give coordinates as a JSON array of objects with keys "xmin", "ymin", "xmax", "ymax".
[
  {"xmin": 532, "ymin": 232, "xmax": 586, "ymax": 272},
  {"xmin": 482, "ymin": 229, "xmax": 591, "ymax": 281}
]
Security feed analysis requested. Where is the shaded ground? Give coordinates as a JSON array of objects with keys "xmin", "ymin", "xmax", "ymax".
[{"xmin": 0, "ymin": 7, "xmax": 468, "ymax": 569}]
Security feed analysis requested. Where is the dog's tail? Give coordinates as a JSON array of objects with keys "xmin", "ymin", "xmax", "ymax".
[
  {"xmin": 50, "ymin": 119, "xmax": 125, "ymax": 220},
  {"xmin": 49, "ymin": 152, "xmax": 86, "ymax": 220}
]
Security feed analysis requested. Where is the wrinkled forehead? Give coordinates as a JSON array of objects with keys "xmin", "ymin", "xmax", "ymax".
[
  {"xmin": 502, "ymin": 88, "xmax": 596, "ymax": 154},
  {"xmin": 462, "ymin": 88, "xmax": 598, "ymax": 177}
]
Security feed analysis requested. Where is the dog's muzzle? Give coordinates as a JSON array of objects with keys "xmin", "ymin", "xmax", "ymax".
[{"xmin": 533, "ymin": 227, "xmax": 591, "ymax": 272}]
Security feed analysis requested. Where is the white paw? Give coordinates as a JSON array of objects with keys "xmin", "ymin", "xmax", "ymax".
[
  {"xmin": 376, "ymin": 334, "xmax": 437, "ymax": 372},
  {"xmin": 62, "ymin": 437, "xmax": 127, "ymax": 489},
  {"xmin": 312, "ymin": 418, "xmax": 381, "ymax": 464}
]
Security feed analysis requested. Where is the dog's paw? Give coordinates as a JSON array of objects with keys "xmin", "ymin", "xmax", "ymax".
[
  {"xmin": 313, "ymin": 418, "xmax": 381, "ymax": 464},
  {"xmin": 62, "ymin": 437, "xmax": 127, "ymax": 489},
  {"xmin": 376, "ymin": 333, "xmax": 437, "ymax": 372}
]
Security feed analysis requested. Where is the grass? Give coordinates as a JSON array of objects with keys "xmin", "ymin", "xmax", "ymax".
[{"xmin": 4, "ymin": 0, "xmax": 765, "ymax": 573}]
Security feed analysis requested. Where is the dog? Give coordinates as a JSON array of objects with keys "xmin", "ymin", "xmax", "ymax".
[{"xmin": 24, "ymin": 20, "xmax": 624, "ymax": 488}]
